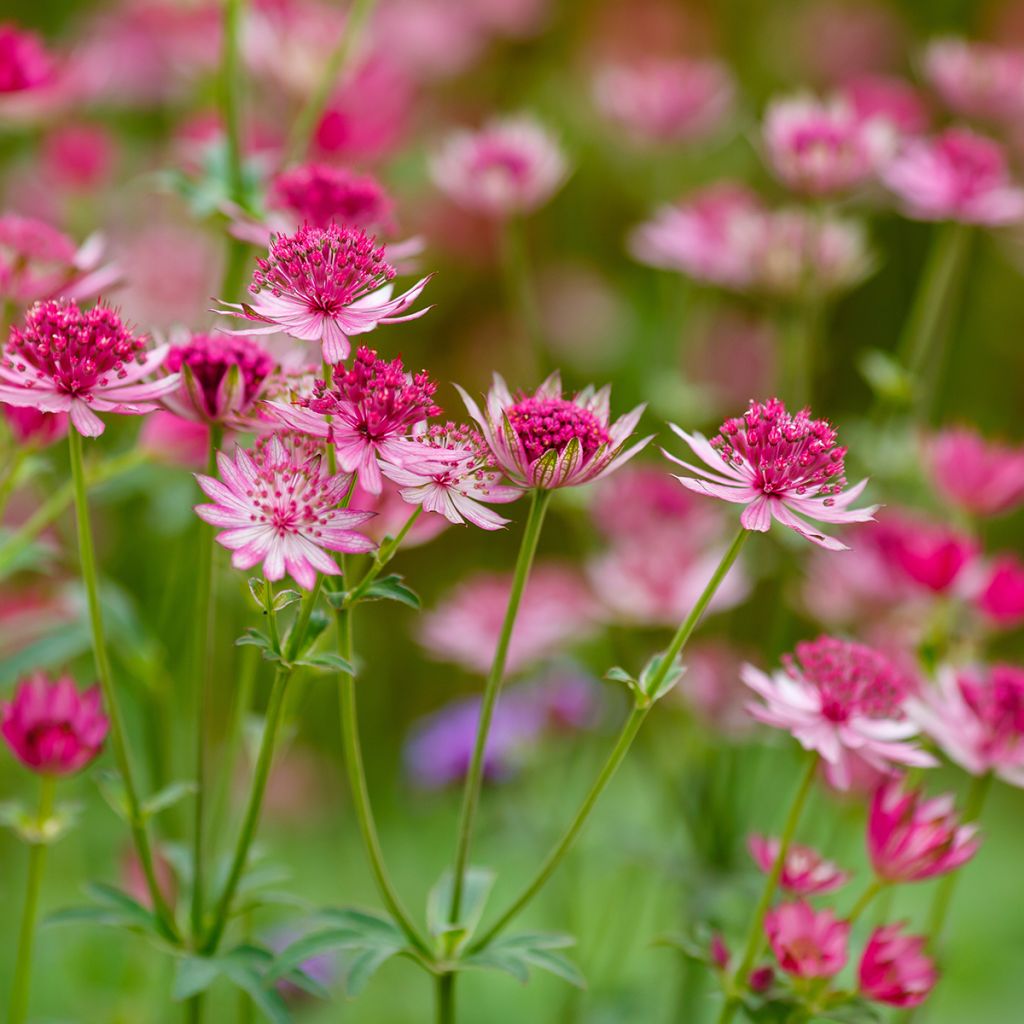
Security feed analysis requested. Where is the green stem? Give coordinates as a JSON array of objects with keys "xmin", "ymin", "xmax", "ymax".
[
  {"xmin": 68, "ymin": 429, "xmax": 179, "ymax": 942},
  {"xmin": 847, "ymin": 879, "xmax": 885, "ymax": 925},
  {"xmin": 221, "ymin": 0, "xmax": 246, "ymax": 208},
  {"xmin": 499, "ymin": 216, "xmax": 546, "ymax": 373},
  {"xmin": 435, "ymin": 972, "xmax": 455, "ymax": 1024},
  {"xmin": 344, "ymin": 506, "xmax": 422, "ymax": 604},
  {"xmin": 9, "ymin": 776, "xmax": 56, "ymax": 1024}
]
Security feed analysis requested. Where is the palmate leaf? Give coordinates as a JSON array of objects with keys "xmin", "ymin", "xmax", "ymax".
[{"xmin": 462, "ymin": 932, "xmax": 585, "ymax": 989}]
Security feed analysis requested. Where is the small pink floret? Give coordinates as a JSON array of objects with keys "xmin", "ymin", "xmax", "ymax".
[
  {"xmin": 858, "ymin": 923, "xmax": 938, "ymax": 1008},
  {"xmin": 764, "ymin": 901, "xmax": 850, "ymax": 979}
]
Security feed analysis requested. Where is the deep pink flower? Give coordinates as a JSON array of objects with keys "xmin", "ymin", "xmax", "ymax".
[
  {"xmin": 874, "ymin": 514, "xmax": 976, "ymax": 593},
  {"xmin": 194, "ymin": 433, "xmax": 376, "ymax": 590},
  {"xmin": 216, "ymin": 224, "xmax": 431, "ymax": 364},
  {"xmin": 748, "ymin": 835, "xmax": 850, "ymax": 895},
  {"xmin": 666, "ymin": 398, "xmax": 877, "ymax": 551},
  {"xmin": 270, "ymin": 163, "xmax": 396, "ymax": 233},
  {"xmin": 43, "ymin": 124, "xmax": 116, "ymax": 191},
  {"xmin": 1, "ymin": 672, "xmax": 108, "ymax": 776},
  {"xmin": 0, "ymin": 23, "xmax": 54, "ymax": 94},
  {"xmin": 457, "ymin": 371, "xmax": 649, "ymax": 490},
  {"xmin": 923, "ymin": 38, "xmax": 1024, "ymax": 123},
  {"xmin": 907, "ymin": 663, "xmax": 1024, "ymax": 786},
  {"xmin": 0, "ymin": 299, "xmax": 178, "ymax": 437},
  {"xmin": 927, "ymin": 426, "xmax": 1024, "ymax": 517},
  {"xmin": 742, "ymin": 636, "xmax": 935, "ymax": 788},
  {"xmin": 839, "ymin": 74, "xmax": 930, "ymax": 137},
  {"xmin": 867, "ymin": 778, "xmax": 979, "ymax": 883},
  {"xmin": 266, "ymin": 346, "xmax": 441, "ymax": 495},
  {"xmin": 859, "ymin": 923, "xmax": 938, "ymax": 1008},
  {"xmin": 1, "ymin": 403, "xmax": 67, "ymax": 446},
  {"xmin": 976, "ymin": 556, "xmax": 1024, "ymax": 628},
  {"xmin": 430, "ymin": 115, "xmax": 568, "ymax": 217},
  {"xmin": 882, "ymin": 128, "xmax": 1024, "ymax": 225},
  {"xmin": 764, "ymin": 902, "xmax": 849, "ymax": 979}
]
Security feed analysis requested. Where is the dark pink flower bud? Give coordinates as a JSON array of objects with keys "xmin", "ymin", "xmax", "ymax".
[{"xmin": 859, "ymin": 923, "xmax": 937, "ymax": 1008}]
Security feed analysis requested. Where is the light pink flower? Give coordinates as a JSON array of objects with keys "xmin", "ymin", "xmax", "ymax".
[
  {"xmin": 0, "ymin": 23, "xmax": 54, "ymax": 94},
  {"xmin": 748, "ymin": 835, "xmax": 850, "ymax": 895},
  {"xmin": 742, "ymin": 636, "xmax": 935, "ymax": 788},
  {"xmin": 665, "ymin": 398, "xmax": 878, "ymax": 551},
  {"xmin": 882, "ymin": 128, "xmax": 1024, "ymax": 225},
  {"xmin": 42, "ymin": 124, "xmax": 116, "ymax": 191},
  {"xmin": 1, "ymin": 403, "xmax": 67, "ymax": 446},
  {"xmin": 1, "ymin": 671, "xmax": 108, "ymax": 776},
  {"xmin": 927, "ymin": 426, "xmax": 1024, "ymax": 517},
  {"xmin": 873, "ymin": 513, "xmax": 976, "ymax": 594},
  {"xmin": 858, "ymin": 923, "xmax": 938, "ymax": 1008},
  {"xmin": 457, "ymin": 371, "xmax": 650, "ymax": 490},
  {"xmin": 764, "ymin": 902, "xmax": 849, "ymax": 979},
  {"xmin": 677, "ymin": 642, "xmax": 757, "ymax": 738},
  {"xmin": 907, "ymin": 663, "xmax": 1024, "ymax": 786},
  {"xmin": 0, "ymin": 299, "xmax": 179, "ymax": 437},
  {"xmin": 266, "ymin": 346, "xmax": 440, "ymax": 495},
  {"xmin": 923, "ymin": 38, "xmax": 1024, "ymax": 123},
  {"xmin": 867, "ymin": 778, "xmax": 979, "ymax": 882},
  {"xmin": 590, "ymin": 464, "xmax": 711, "ymax": 540},
  {"xmin": 215, "ymin": 223, "xmax": 431, "ymax": 364},
  {"xmin": 839, "ymin": 74, "xmax": 930, "ymax": 137},
  {"xmin": 430, "ymin": 115, "xmax": 568, "ymax": 217},
  {"xmin": 349, "ymin": 477, "xmax": 449, "ymax": 547},
  {"xmin": 976, "ymin": 555, "xmax": 1024, "ymax": 629},
  {"xmin": 194, "ymin": 433, "xmax": 376, "ymax": 590},
  {"xmin": 593, "ymin": 57, "xmax": 734, "ymax": 145},
  {"xmin": 139, "ymin": 411, "xmax": 211, "ymax": 467}
]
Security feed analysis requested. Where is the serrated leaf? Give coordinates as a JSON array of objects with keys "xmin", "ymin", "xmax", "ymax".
[
  {"xmin": 344, "ymin": 945, "xmax": 400, "ymax": 996},
  {"xmin": 142, "ymin": 780, "xmax": 198, "ymax": 818},
  {"xmin": 426, "ymin": 867, "xmax": 495, "ymax": 946}
]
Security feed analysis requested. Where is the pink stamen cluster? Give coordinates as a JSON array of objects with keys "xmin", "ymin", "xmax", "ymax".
[
  {"xmin": 506, "ymin": 395, "xmax": 612, "ymax": 463},
  {"xmin": 166, "ymin": 333, "xmax": 274, "ymax": 421},
  {"xmin": 0, "ymin": 23, "xmax": 54, "ymax": 94},
  {"xmin": 270, "ymin": 163, "xmax": 395, "ymax": 232},
  {"xmin": 247, "ymin": 434, "xmax": 337, "ymax": 536}
]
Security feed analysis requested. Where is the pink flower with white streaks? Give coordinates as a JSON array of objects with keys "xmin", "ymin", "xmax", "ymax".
[
  {"xmin": 748, "ymin": 835, "xmax": 850, "ymax": 896},
  {"xmin": 593, "ymin": 57, "xmax": 735, "ymax": 145},
  {"xmin": 927, "ymin": 426, "xmax": 1024, "ymax": 517},
  {"xmin": 380, "ymin": 422, "xmax": 520, "ymax": 530},
  {"xmin": 665, "ymin": 398, "xmax": 877, "ymax": 551},
  {"xmin": 867, "ymin": 778, "xmax": 979, "ymax": 883},
  {"xmin": 859, "ymin": 923, "xmax": 938, "ymax": 1008},
  {"xmin": 839, "ymin": 74, "xmax": 930, "ymax": 138},
  {"xmin": 194, "ymin": 433, "xmax": 375, "ymax": 590},
  {"xmin": 882, "ymin": 128, "xmax": 1024, "ymax": 225},
  {"xmin": 907, "ymin": 663, "xmax": 1024, "ymax": 786},
  {"xmin": 0, "ymin": 299, "xmax": 179, "ymax": 438},
  {"xmin": 975, "ymin": 555, "xmax": 1024, "ymax": 629},
  {"xmin": 923, "ymin": 38, "xmax": 1024, "ymax": 123},
  {"xmin": 457, "ymin": 371, "xmax": 650, "ymax": 491},
  {"xmin": 764, "ymin": 902, "xmax": 849, "ymax": 979},
  {"xmin": 430, "ymin": 115, "xmax": 568, "ymax": 218},
  {"xmin": 215, "ymin": 223, "xmax": 431, "ymax": 364},
  {"xmin": 0, "ymin": 23, "xmax": 54, "ymax": 94},
  {"xmin": 266, "ymin": 346, "xmax": 440, "ymax": 495},
  {"xmin": 742, "ymin": 636, "xmax": 935, "ymax": 788}
]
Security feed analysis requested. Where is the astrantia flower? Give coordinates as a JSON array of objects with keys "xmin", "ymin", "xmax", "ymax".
[
  {"xmin": 976, "ymin": 556, "xmax": 1024, "ymax": 629},
  {"xmin": 216, "ymin": 223, "xmax": 431, "ymax": 364},
  {"xmin": 430, "ymin": 115, "xmax": 567, "ymax": 217},
  {"xmin": 1, "ymin": 403, "xmax": 67, "ymax": 446},
  {"xmin": 266, "ymin": 346, "xmax": 440, "ymax": 494},
  {"xmin": 0, "ymin": 299, "xmax": 179, "ymax": 437},
  {"xmin": 839, "ymin": 74, "xmax": 930, "ymax": 138},
  {"xmin": 665, "ymin": 398, "xmax": 877, "ymax": 550},
  {"xmin": 457, "ymin": 371, "xmax": 649, "ymax": 490},
  {"xmin": 742, "ymin": 636, "xmax": 935, "ymax": 788},
  {"xmin": 590, "ymin": 464, "xmax": 709, "ymax": 539},
  {"xmin": 270, "ymin": 163, "xmax": 396, "ymax": 233},
  {"xmin": 1, "ymin": 672, "xmax": 108, "ymax": 776},
  {"xmin": 380, "ymin": 422, "xmax": 520, "ymax": 530},
  {"xmin": 748, "ymin": 835, "xmax": 850, "ymax": 896},
  {"xmin": 0, "ymin": 23, "xmax": 54, "ymax": 94},
  {"xmin": 873, "ymin": 513, "xmax": 976, "ymax": 593},
  {"xmin": 194, "ymin": 433, "xmax": 376, "ymax": 590},
  {"xmin": 923, "ymin": 38, "xmax": 1024, "ymax": 123},
  {"xmin": 858, "ymin": 923, "xmax": 938, "ymax": 1008},
  {"xmin": 927, "ymin": 426, "xmax": 1024, "ymax": 517},
  {"xmin": 764, "ymin": 902, "xmax": 849, "ymax": 979},
  {"xmin": 867, "ymin": 778, "xmax": 979, "ymax": 883}
]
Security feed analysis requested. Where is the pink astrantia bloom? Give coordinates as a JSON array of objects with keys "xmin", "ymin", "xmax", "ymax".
[
  {"xmin": 867, "ymin": 778, "xmax": 979, "ymax": 883},
  {"xmin": 380, "ymin": 422, "xmax": 520, "ymax": 530},
  {"xmin": 590, "ymin": 465, "xmax": 712, "ymax": 540},
  {"xmin": 907, "ymin": 663, "xmax": 1024, "ymax": 786},
  {"xmin": 0, "ymin": 23, "xmax": 54, "ymax": 94},
  {"xmin": 266, "ymin": 346, "xmax": 440, "ymax": 495},
  {"xmin": 742, "ymin": 636, "xmax": 935, "ymax": 788},
  {"xmin": 976, "ymin": 556, "xmax": 1024, "ymax": 629},
  {"xmin": 874, "ymin": 513, "xmax": 976, "ymax": 593},
  {"xmin": 927, "ymin": 426, "xmax": 1024, "ymax": 517},
  {"xmin": 0, "ymin": 299, "xmax": 179, "ymax": 437},
  {"xmin": 748, "ymin": 834, "xmax": 851, "ymax": 896},
  {"xmin": 215, "ymin": 223, "xmax": 431, "ymax": 364},
  {"xmin": 923, "ymin": 38, "xmax": 1024, "ymax": 123},
  {"xmin": 665, "ymin": 398, "xmax": 878, "ymax": 551},
  {"xmin": 764, "ymin": 902, "xmax": 849, "ymax": 979},
  {"xmin": 194, "ymin": 433, "xmax": 376, "ymax": 590},
  {"xmin": 430, "ymin": 114, "xmax": 568, "ymax": 217},
  {"xmin": 456, "ymin": 371, "xmax": 650, "ymax": 491},
  {"xmin": 2, "ymin": 403, "xmax": 67, "ymax": 446},
  {"xmin": 1, "ymin": 672, "xmax": 108, "ymax": 776},
  {"xmin": 859, "ymin": 923, "xmax": 938, "ymax": 1008},
  {"xmin": 882, "ymin": 128, "xmax": 1024, "ymax": 225},
  {"xmin": 839, "ymin": 74, "xmax": 930, "ymax": 138}
]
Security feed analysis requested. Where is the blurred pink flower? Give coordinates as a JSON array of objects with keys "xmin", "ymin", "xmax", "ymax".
[
  {"xmin": 373, "ymin": 0, "xmax": 487, "ymax": 81},
  {"xmin": 927, "ymin": 426, "xmax": 1024, "ymax": 517},
  {"xmin": 765, "ymin": 902, "xmax": 849, "ymax": 979},
  {"xmin": 923, "ymin": 38, "xmax": 1024, "ymax": 123},
  {"xmin": 677, "ymin": 642, "xmax": 756, "ymax": 738},
  {"xmin": 839, "ymin": 74, "xmax": 930, "ymax": 137},
  {"xmin": 686, "ymin": 311, "xmax": 777, "ymax": 415},
  {"xmin": 858, "ymin": 923, "xmax": 938, "ymax": 1008},
  {"xmin": 976, "ymin": 555, "xmax": 1024, "ymax": 628},
  {"xmin": 748, "ymin": 835, "xmax": 850, "ymax": 896},
  {"xmin": 590, "ymin": 464, "xmax": 709, "ymax": 539},
  {"xmin": 139, "ymin": 411, "xmax": 211, "ymax": 467},
  {"xmin": 349, "ymin": 476, "xmax": 449, "ymax": 547},
  {"xmin": 1, "ymin": 672, "xmax": 108, "ymax": 776},
  {"xmin": 874, "ymin": 513, "xmax": 976, "ymax": 594},
  {"xmin": 194, "ymin": 433, "xmax": 376, "ymax": 589},
  {"xmin": 0, "ymin": 23, "xmax": 55, "ymax": 94},
  {"xmin": 1, "ymin": 404, "xmax": 67, "ymax": 446},
  {"xmin": 867, "ymin": 778, "xmax": 979, "ymax": 883},
  {"xmin": 794, "ymin": 0, "xmax": 905, "ymax": 84},
  {"xmin": 42, "ymin": 124, "xmax": 116, "ymax": 191},
  {"xmin": 666, "ymin": 398, "xmax": 877, "ymax": 551},
  {"xmin": 270, "ymin": 163, "xmax": 396, "ymax": 233}
]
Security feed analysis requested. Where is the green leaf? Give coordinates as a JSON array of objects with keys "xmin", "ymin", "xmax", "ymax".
[
  {"xmin": 345, "ymin": 945, "xmax": 400, "ymax": 996},
  {"xmin": 172, "ymin": 956, "xmax": 222, "ymax": 1000},
  {"xmin": 142, "ymin": 780, "xmax": 198, "ymax": 818},
  {"xmin": 462, "ymin": 932, "xmax": 585, "ymax": 989},
  {"xmin": 857, "ymin": 348, "xmax": 914, "ymax": 405},
  {"xmin": 94, "ymin": 770, "xmax": 130, "ymax": 822},
  {"xmin": 358, "ymin": 574, "xmax": 421, "ymax": 609},
  {"xmin": 236, "ymin": 628, "xmax": 282, "ymax": 662},
  {"xmin": 426, "ymin": 867, "xmax": 495, "ymax": 948},
  {"xmin": 295, "ymin": 651, "xmax": 355, "ymax": 673},
  {"xmin": 604, "ymin": 666, "xmax": 636, "ymax": 687},
  {"xmin": 46, "ymin": 882, "xmax": 161, "ymax": 938},
  {"xmin": 638, "ymin": 652, "xmax": 686, "ymax": 702},
  {"xmin": 172, "ymin": 946, "xmax": 295, "ymax": 1024}
]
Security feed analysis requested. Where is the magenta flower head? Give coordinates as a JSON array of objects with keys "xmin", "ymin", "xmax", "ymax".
[
  {"xmin": 1, "ymin": 672, "xmax": 108, "ymax": 776},
  {"xmin": 269, "ymin": 163, "xmax": 396, "ymax": 233},
  {"xmin": 858, "ymin": 923, "xmax": 938, "ymax": 1008},
  {"xmin": 923, "ymin": 38, "xmax": 1024, "ymax": 124},
  {"xmin": 430, "ymin": 114, "xmax": 568, "ymax": 218},
  {"xmin": 456, "ymin": 371, "xmax": 650, "ymax": 491},
  {"xmin": 216, "ymin": 223, "xmax": 431, "ymax": 364},
  {"xmin": 0, "ymin": 299, "xmax": 179, "ymax": 437},
  {"xmin": 867, "ymin": 778, "xmax": 979, "ymax": 883},
  {"xmin": 748, "ymin": 835, "xmax": 850, "ymax": 896},
  {"xmin": 874, "ymin": 513, "xmax": 976, "ymax": 594},
  {"xmin": 976, "ymin": 556, "xmax": 1024, "ymax": 629},
  {"xmin": 194, "ymin": 433, "xmax": 376, "ymax": 590},
  {"xmin": 838, "ymin": 74, "xmax": 930, "ymax": 138},
  {"xmin": 764, "ymin": 902, "xmax": 849, "ymax": 979},
  {"xmin": 665, "ymin": 398, "xmax": 878, "ymax": 551},
  {"xmin": 882, "ymin": 128, "xmax": 1024, "ymax": 225},
  {"xmin": 927, "ymin": 426, "xmax": 1024, "ymax": 517},
  {"xmin": 742, "ymin": 636, "xmax": 935, "ymax": 788},
  {"xmin": 0, "ymin": 23, "xmax": 54, "ymax": 94},
  {"xmin": 266, "ymin": 346, "xmax": 440, "ymax": 494}
]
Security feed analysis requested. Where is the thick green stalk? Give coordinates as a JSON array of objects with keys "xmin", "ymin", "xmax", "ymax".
[{"xmin": 436, "ymin": 972, "xmax": 455, "ymax": 1024}]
